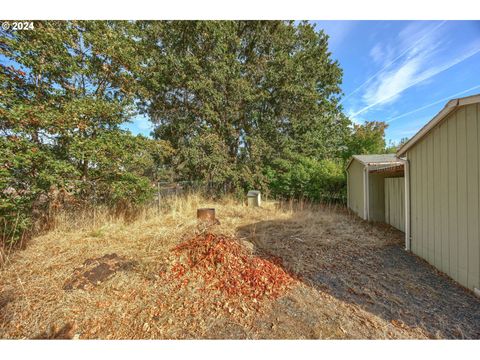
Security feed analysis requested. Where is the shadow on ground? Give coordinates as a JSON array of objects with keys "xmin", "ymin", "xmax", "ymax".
[{"xmin": 236, "ymin": 207, "xmax": 480, "ymax": 339}]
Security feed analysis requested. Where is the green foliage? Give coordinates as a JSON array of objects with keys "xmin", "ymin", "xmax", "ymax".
[
  {"xmin": 385, "ymin": 137, "xmax": 409, "ymax": 154},
  {"xmin": 139, "ymin": 21, "xmax": 349, "ymax": 193},
  {"xmin": 0, "ymin": 135, "xmax": 77, "ymax": 242},
  {"xmin": 109, "ymin": 172, "xmax": 154, "ymax": 206},
  {"xmin": 174, "ymin": 133, "xmax": 235, "ymax": 191},
  {"xmin": 0, "ymin": 21, "xmax": 169, "ymax": 244},
  {"xmin": 265, "ymin": 154, "xmax": 346, "ymax": 202},
  {"xmin": 343, "ymin": 121, "xmax": 389, "ymax": 160}
]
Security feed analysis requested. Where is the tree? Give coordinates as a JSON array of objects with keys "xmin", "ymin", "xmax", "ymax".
[
  {"xmin": 0, "ymin": 21, "xmax": 169, "ymax": 243},
  {"xmin": 385, "ymin": 137, "xmax": 409, "ymax": 154},
  {"xmin": 0, "ymin": 20, "xmax": 359, "ymax": 243},
  {"xmin": 137, "ymin": 21, "xmax": 349, "ymax": 193},
  {"xmin": 344, "ymin": 121, "xmax": 388, "ymax": 159}
]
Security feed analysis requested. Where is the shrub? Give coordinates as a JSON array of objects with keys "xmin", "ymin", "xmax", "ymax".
[
  {"xmin": 0, "ymin": 132, "xmax": 164, "ymax": 246},
  {"xmin": 265, "ymin": 155, "xmax": 346, "ymax": 203}
]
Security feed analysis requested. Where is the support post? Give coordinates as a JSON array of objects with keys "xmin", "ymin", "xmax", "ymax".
[
  {"xmin": 346, "ymin": 170, "xmax": 350, "ymax": 209},
  {"xmin": 363, "ymin": 166, "xmax": 369, "ymax": 221},
  {"xmin": 404, "ymin": 156, "xmax": 411, "ymax": 251}
]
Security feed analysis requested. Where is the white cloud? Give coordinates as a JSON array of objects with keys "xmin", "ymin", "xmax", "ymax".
[
  {"xmin": 350, "ymin": 22, "xmax": 480, "ymax": 117},
  {"xmin": 340, "ymin": 21, "xmax": 446, "ymax": 106},
  {"xmin": 369, "ymin": 43, "xmax": 395, "ymax": 67},
  {"xmin": 369, "ymin": 44, "xmax": 384, "ymax": 64},
  {"xmin": 362, "ymin": 56, "xmax": 421, "ymax": 107},
  {"xmin": 345, "ymin": 109, "xmax": 363, "ymax": 125},
  {"xmin": 386, "ymin": 84, "xmax": 480, "ymax": 123}
]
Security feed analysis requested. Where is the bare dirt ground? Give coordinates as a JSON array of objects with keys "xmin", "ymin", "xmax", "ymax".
[{"xmin": 1, "ymin": 195, "xmax": 479, "ymax": 339}]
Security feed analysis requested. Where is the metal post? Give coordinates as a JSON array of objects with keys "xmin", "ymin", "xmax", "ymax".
[
  {"xmin": 363, "ymin": 166, "xmax": 369, "ymax": 221},
  {"xmin": 404, "ymin": 157, "xmax": 411, "ymax": 251},
  {"xmin": 346, "ymin": 170, "xmax": 350, "ymax": 209}
]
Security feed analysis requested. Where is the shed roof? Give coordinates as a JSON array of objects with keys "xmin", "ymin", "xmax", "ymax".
[
  {"xmin": 397, "ymin": 93, "xmax": 480, "ymax": 157},
  {"xmin": 346, "ymin": 154, "xmax": 404, "ymax": 170},
  {"xmin": 369, "ymin": 164, "xmax": 404, "ymax": 174}
]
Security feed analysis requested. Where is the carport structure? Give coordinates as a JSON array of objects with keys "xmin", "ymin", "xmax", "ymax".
[
  {"xmin": 397, "ymin": 94, "xmax": 480, "ymax": 292},
  {"xmin": 346, "ymin": 154, "xmax": 405, "ymax": 230},
  {"xmin": 346, "ymin": 94, "xmax": 480, "ymax": 293}
]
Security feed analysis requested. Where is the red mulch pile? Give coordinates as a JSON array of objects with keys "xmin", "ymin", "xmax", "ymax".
[{"xmin": 166, "ymin": 233, "xmax": 294, "ymax": 302}]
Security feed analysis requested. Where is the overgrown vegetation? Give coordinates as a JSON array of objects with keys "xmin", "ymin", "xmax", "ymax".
[
  {"xmin": 0, "ymin": 21, "xmax": 172, "ymax": 244},
  {"xmin": 1, "ymin": 20, "xmax": 395, "ymax": 245},
  {"xmin": 265, "ymin": 154, "xmax": 346, "ymax": 202},
  {"xmin": 138, "ymin": 21, "xmax": 351, "ymax": 195}
]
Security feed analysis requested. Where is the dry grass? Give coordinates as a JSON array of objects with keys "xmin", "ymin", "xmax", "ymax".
[
  {"xmin": 0, "ymin": 194, "xmax": 479, "ymax": 339},
  {"xmin": 0, "ymin": 195, "xmax": 296, "ymax": 339}
]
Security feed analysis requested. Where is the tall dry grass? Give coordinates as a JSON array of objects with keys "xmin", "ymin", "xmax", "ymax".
[
  {"xmin": 0, "ymin": 192, "xmax": 357, "ymax": 274},
  {"xmin": 3, "ymin": 193, "xmax": 442, "ymax": 340},
  {"xmin": 0, "ymin": 193, "xmax": 358, "ymax": 338}
]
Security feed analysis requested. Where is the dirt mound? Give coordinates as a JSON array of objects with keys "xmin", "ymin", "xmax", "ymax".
[
  {"xmin": 166, "ymin": 233, "xmax": 294, "ymax": 302},
  {"xmin": 63, "ymin": 253, "xmax": 137, "ymax": 291}
]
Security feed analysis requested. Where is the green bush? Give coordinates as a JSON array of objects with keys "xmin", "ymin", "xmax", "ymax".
[
  {"xmin": 265, "ymin": 155, "xmax": 346, "ymax": 203},
  {"xmin": 0, "ymin": 136, "xmax": 76, "ymax": 244},
  {"xmin": 109, "ymin": 173, "xmax": 155, "ymax": 206},
  {"xmin": 0, "ymin": 132, "xmax": 164, "ymax": 245}
]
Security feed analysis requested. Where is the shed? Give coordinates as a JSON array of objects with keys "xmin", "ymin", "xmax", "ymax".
[
  {"xmin": 398, "ymin": 93, "xmax": 480, "ymax": 292},
  {"xmin": 346, "ymin": 154, "xmax": 404, "ymax": 226}
]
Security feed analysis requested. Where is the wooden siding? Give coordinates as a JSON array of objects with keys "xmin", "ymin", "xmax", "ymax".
[
  {"xmin": 385, "ymin": 177, "xmax": 405, "ymax": 232},
  {"xmin": 347, "ymin": 159, "xmax": 365, "ymax": 219},
  {"xmin": 407, "ymin": 103, "xmax": 480, "ymax": 291}
]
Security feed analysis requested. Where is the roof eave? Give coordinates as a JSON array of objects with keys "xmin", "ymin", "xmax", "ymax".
[
  {"xmin": 367, "ymin": 161, "xmax": 404, "ymax": 167},
  {"xmin": 397, "ymin": 93, "xmax": 480, "ymax": 157},
  {"xmin": 346, "ymin": 155, "xmax": 402, "ymax": 171},
  {"xmin": 345, "ymin": 157, "xmax": 355, "ymax": 171},
  {"xmin": 397, "ymin": 101, "xmax": 457, "ymax": 157}
]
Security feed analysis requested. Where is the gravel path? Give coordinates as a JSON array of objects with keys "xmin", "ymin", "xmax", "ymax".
[{"xmin": 238, "ymin": 211, "xmax": 480, "ymax": 339}]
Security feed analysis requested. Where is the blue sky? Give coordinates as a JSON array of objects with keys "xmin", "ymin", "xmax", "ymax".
[
  {"xmin": 122, "ymin": 113, "xmax": 153, "ymax": 136},
  {"xmin": 313, "ymin": 20, "xmax": 480, "ymax": 144}
]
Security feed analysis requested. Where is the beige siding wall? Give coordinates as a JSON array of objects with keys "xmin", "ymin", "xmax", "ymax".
[
  {"xmin": 347, "ymin": 159, "xmax": 365, "ymax": 219},
  {"xmin": 368, "ymin": 173, "xmax": 387, "ymax": 222},
  {"xmin": 408, "ymin": 103, "xmax": 480, "ymax": 291},
  {"xmin": 385, "ymin": 177, "xmax": 405, "ymax": 232},
  {"xmin": 368, "ymin": 172, "xmax": 403, "ymax": 222}
]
